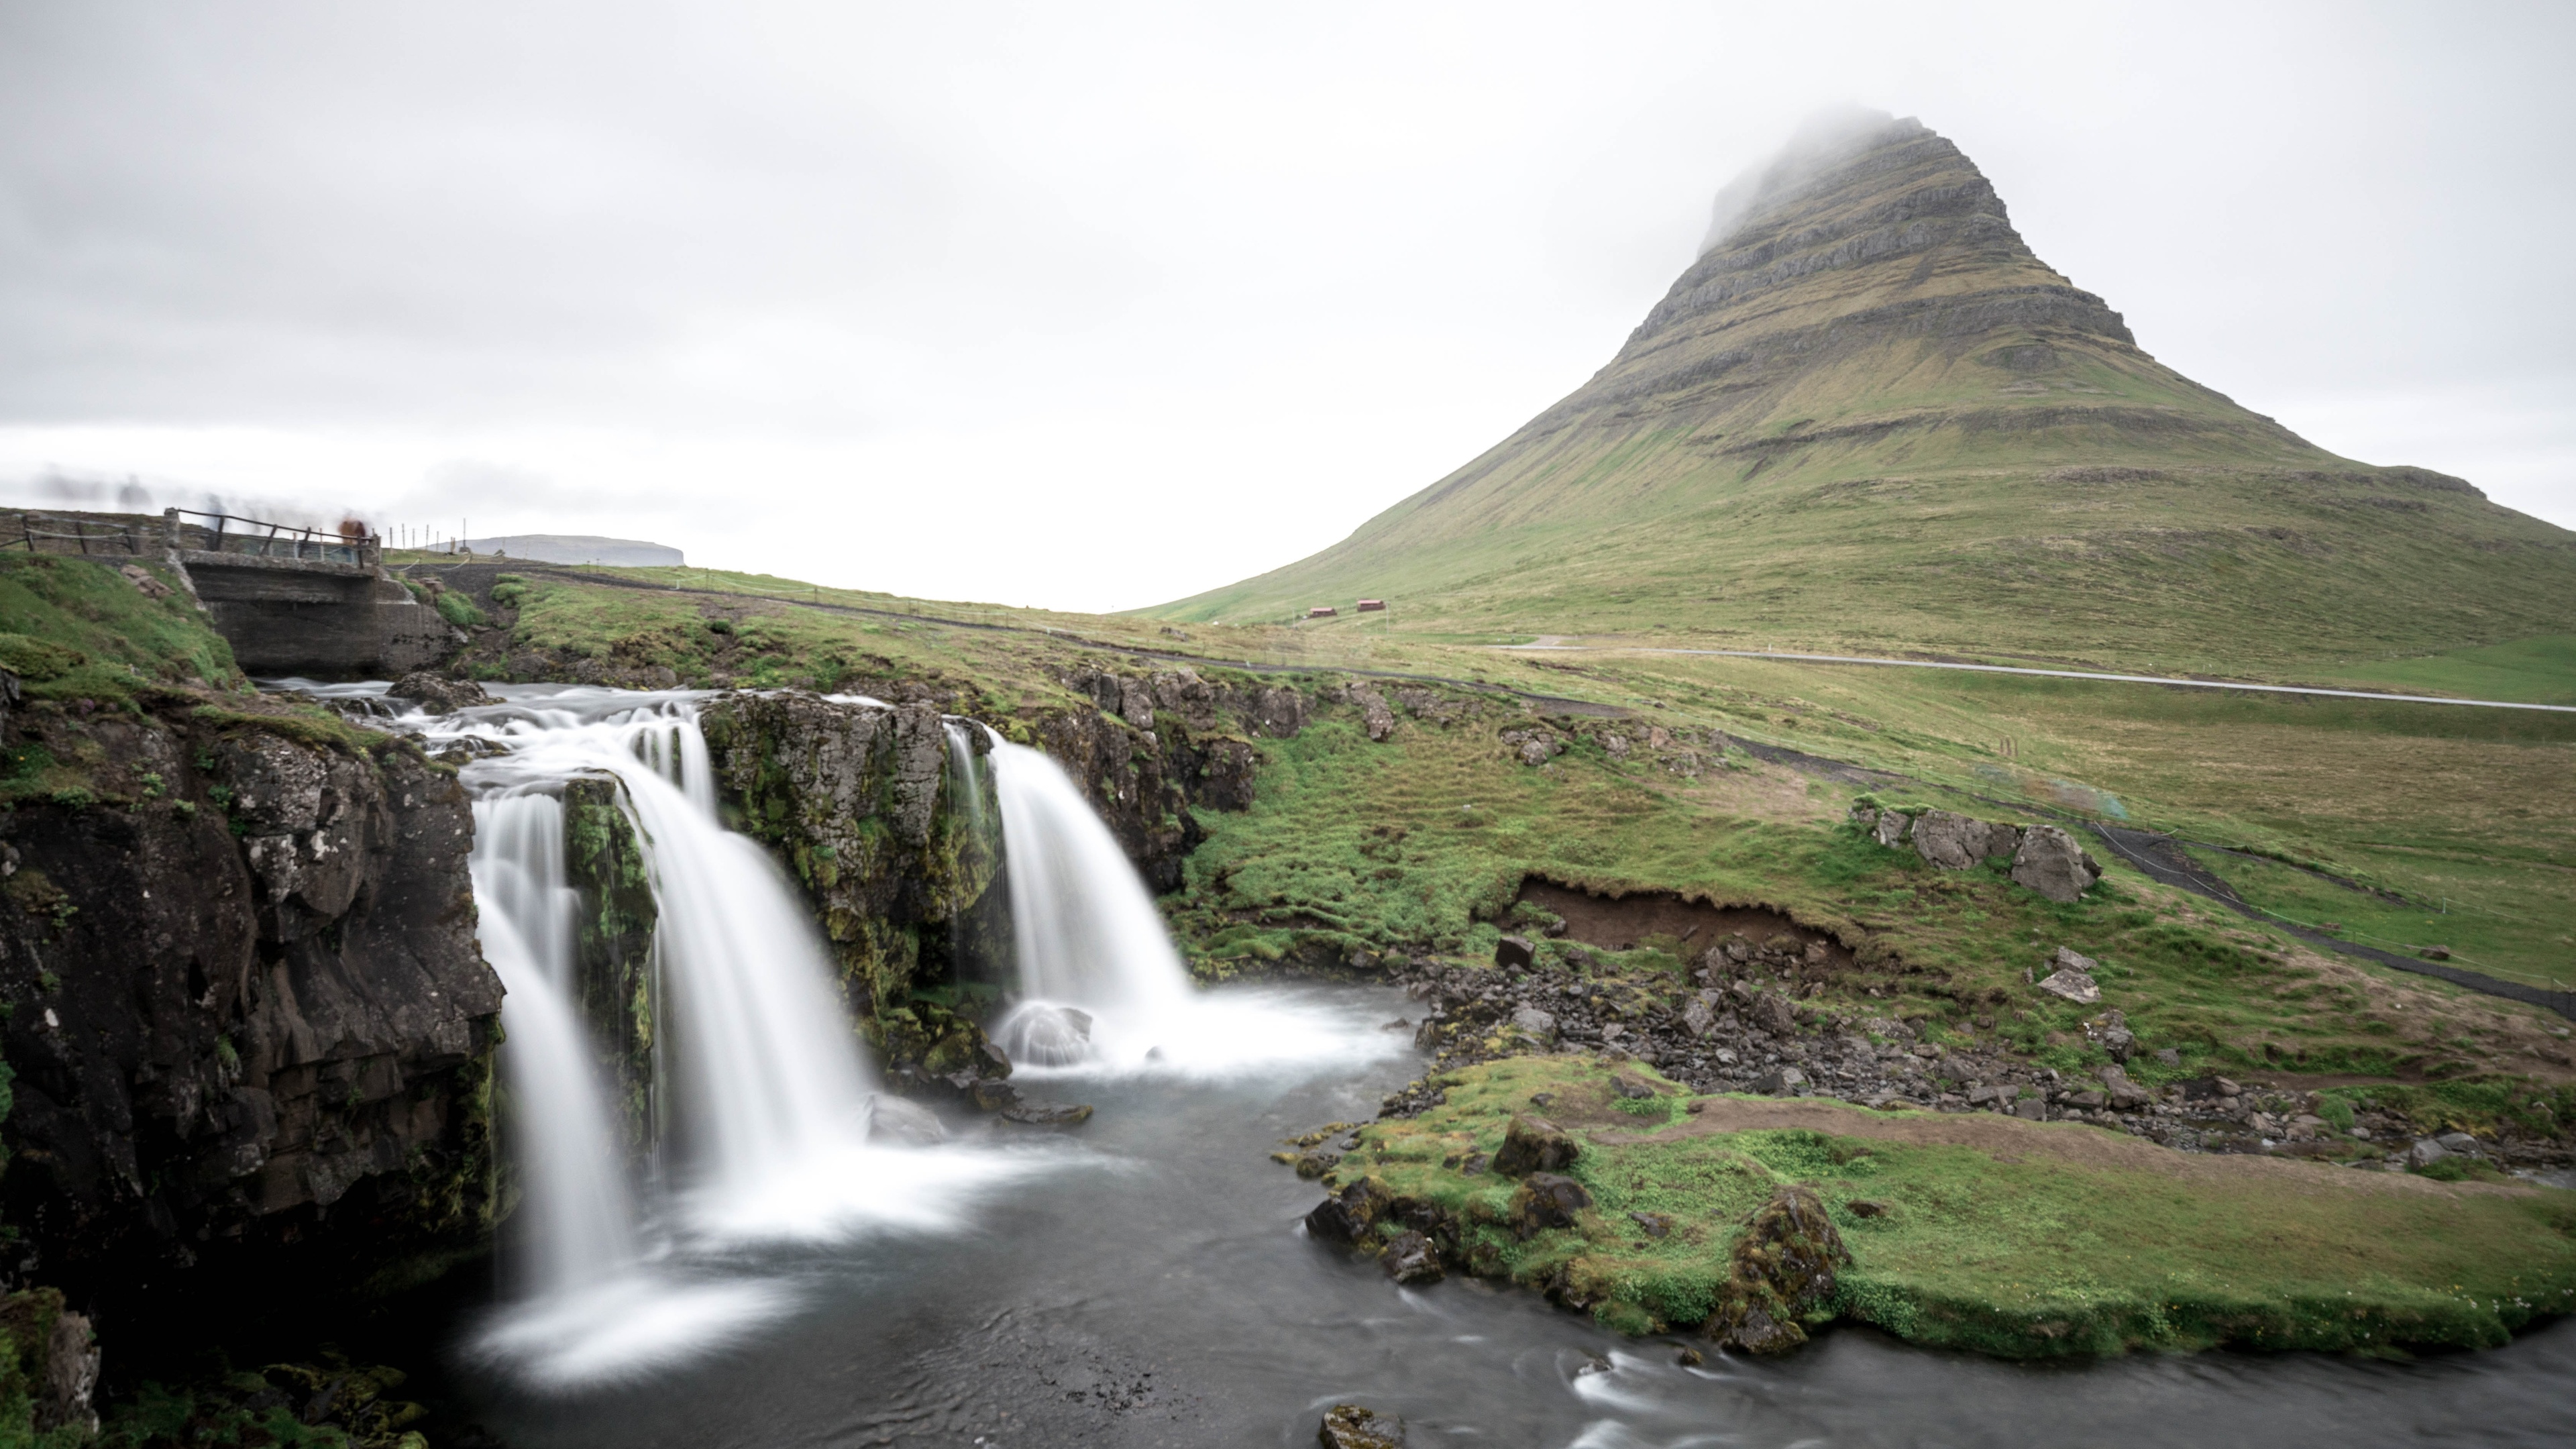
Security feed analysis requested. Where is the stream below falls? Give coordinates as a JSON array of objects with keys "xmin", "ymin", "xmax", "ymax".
[{"xmin": 458, "ymin": 981, "xmax": 2576, "ymax": 1449}]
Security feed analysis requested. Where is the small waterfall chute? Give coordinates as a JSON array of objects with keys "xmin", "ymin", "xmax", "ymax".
[{"xmin": 984, "ymin": 737, "xmax": 1392, "ymax": 1078}]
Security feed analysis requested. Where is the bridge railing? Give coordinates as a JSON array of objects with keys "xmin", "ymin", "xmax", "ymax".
[
  {"xmin": 2, "ymin": 508, "xmax": 381, "ymax": 566},
  {"xmin": 166, "ymin": 508, "xmax": 378, "ymax": 566},
  {"xmin": 1, "ymin": 508, "xmax": 165, "ymax": 558}
]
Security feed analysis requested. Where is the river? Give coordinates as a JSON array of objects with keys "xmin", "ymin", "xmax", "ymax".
[{"xmin": 454, "ymin": 980, "xmax": 2576, "ymax": 1448}]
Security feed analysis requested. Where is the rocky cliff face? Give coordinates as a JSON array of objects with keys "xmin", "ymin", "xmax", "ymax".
[
  {"xmin": 691, "ymin": 664, "xmax": 1287, "ymax": 1075},
  {"xmin": 0, "ymin": 697, "xmax": 500, "ymax": 1324}
]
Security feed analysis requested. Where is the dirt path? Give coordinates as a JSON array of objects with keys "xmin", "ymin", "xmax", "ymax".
[{"xmin": 1493, "ymin": 641, "xmax": 2576, "ymax": 714}]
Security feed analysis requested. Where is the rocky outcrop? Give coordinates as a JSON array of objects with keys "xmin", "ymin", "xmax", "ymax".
[
  {"xmin": 1319, "ymin": 1403, "xmax": 1406, "ymax": 1448},
  {"xmin": 563, "ymin": 777, "xmax": 658, "ymax": 1149},
  {"xmin": 1701, "ymin": 1185, "xmax": 1850, "ymax": 1354},
  {"xmin": 1909, "ymin": 810, "xmax": 2019, "ymax": 869},
  {"xmin": 2011, "ymin": 825, "xmax": 2103, "ymax": 903},
  {"xmin": 386, "ymin": 670, "xmax": 490, "ymax": 714},
  {"xmin": 0, "ymin": 698, "xmax": 500, "ymax": 1320},
  {"xmin": 1852, "ymin": 805, "xmax": 2099, "ymax": 902},
  {"xmin": 698, "ymin": 692, "xmax": 1005, "ymax": 1079}
]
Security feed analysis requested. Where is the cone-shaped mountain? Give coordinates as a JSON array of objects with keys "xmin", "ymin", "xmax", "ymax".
[{"xmin": 1156, "ymin": 113, "xmax": 2575, "ymax": 674}]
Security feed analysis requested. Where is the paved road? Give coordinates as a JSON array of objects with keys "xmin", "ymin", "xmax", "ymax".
[{"xmin": 1499, "ymin": 643, "xmax": 2576, "ymax": 714}]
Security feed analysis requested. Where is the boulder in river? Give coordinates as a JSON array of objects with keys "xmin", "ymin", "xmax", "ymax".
[
  {"xmin": 389, "ymin": 669, "xmax": 492, "ymax": 714},
  {"xmin": 2012, "ymin": 825, "xmax": 2102, "ymax": 902},
  {"xmin": 1492, "ymin": 1114, "xmax": 1580, "ymax": 1177},
  {"xmin": 1305, "ymin": 1179, "xmax": 1391, "ymax": 1243},
  {"xmin": 1381, "ymin": 1230, "xmax": 1444, "ymax": 1285},
  {"xmin": 1508, "ymin": 1172, "xmax": 1593, "ymax": 1237},
  {"xmin": 1319, "ymin": 1403, "xmax": 1407, "ymax": 1448},
  {"xmin": 997, "ymin": 1099, "xmax": 1093, "ymax": 1128}
]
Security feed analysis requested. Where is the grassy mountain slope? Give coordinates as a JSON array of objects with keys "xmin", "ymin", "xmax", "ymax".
[{"xmin": 1151, "ymin": 115, "xmax": 2576, "ymax": 676}]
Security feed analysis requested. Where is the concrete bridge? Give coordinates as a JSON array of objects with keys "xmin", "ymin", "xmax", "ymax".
[{"xmin": 5, "ymin": 506, "xmax": 454, "ymax": 677}]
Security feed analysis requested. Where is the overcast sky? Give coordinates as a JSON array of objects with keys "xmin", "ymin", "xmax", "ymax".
[{"xmin": 2, "ymin": 1, "xmax": 2569, "ymax": 611}]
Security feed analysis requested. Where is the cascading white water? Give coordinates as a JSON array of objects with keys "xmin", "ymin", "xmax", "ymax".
[
  {"xmin": 942, "ymin": 721, "xmax": 987, "ymax": 830},
  {"xmin": 983, "ymin": 737, "xmax": 1385, "ymax": 1078},
  {"xmin": 409, "ymin": 687, "xmax": 1057, "ymax": 1387},
  {"xmin": 988, "ymin": 741, "xmax": 1192, "ymax": 1067},
  {"xmin": 470, "ymin": 792, "xmax": 639, "ymax": 1297},
  {"xmin": 434, "ymin": 692, "xmax": 880, "ymax": 1226}
]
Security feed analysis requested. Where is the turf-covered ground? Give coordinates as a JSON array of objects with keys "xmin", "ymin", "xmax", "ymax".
[{"xmin": 1328, "ymin": 1055, "xmax": 2576, "ymax": 1356}]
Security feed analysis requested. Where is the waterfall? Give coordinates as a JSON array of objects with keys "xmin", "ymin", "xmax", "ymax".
[
  {"xmin": 982, "ymin": 735, "xmax": 1399, "ymax": 1079},
  {"xmin": 988, "ymin": 741, "xmax": 1193, "ymax": 1067},
  {"xmin": 470, "ymin": 792, "xmax": 639, "ymax": 1297},
  {"xmin": 943, "ymin": 720, "xmax": 991, "ymax": 842},
  {"xmin": 435, "ymin": 693, "xmax": 879, "ymax": 1228},
  {"xmin": 405, "ymin": 686, "xmax": 1053, "ymax": 1387}
]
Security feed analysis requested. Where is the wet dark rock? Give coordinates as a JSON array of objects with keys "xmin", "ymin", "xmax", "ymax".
[
  {"xmin": 1381, "ymin": 1230, "xmax": 1444, "ymax": 1285},
  {"xmin": 1703, "ymin": 1185, "xmax": 1850, "ymax": 1355},
  {"xmin": 1492, "ymin": 1114, "xmax": 1580, "ymax": 1177},
  {"xmin": 386, "ymin": 670, "xmax": 491, "ymax": 714},
  {"xmin": 998, "ymin": 1099, "xmax": 1094, "ymax": 1128},
  {"xmin": 1507, "ymin": 1173, "xmax": 1593, "ymax": 1237},
  {"xmin": 1305, "ymin": 1179, "xmax": 1391, "ymax": 1244},
  {"xmin": 0, "ymin": 708, "xmax": 499, "ymax": 1311},
  {"xmin": 1319, "ymin": 1403, "xmax": 1407, "ymax": 1448}
]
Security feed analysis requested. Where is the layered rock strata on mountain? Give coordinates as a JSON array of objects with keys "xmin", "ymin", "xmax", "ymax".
[
  {"xmin": 0, "ymin": 702, "xmax": 500, "ymax": 1313},
  {"xmin": 1157, "ymin": 111, "xmax": 2576, "ymax": 665}
]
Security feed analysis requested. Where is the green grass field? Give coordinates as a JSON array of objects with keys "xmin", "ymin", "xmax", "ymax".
[
  {"xmin": 408, "ymin": 560, "xmax": 2572, "ymax": 1093},
  {"xmin": 1336, "ymin": 1057, "xmax": 2576, "ymax": 1355}
]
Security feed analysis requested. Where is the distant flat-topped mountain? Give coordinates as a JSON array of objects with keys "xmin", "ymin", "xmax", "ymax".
[
  {"xmin": 1154, "ymin": 111, "xmax": 2576, "ymax": 673},
  {"xmin": 461, "ymin": 535, "xmax": 684, "ymax": 566}
]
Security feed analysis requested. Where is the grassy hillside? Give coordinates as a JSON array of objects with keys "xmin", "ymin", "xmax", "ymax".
[
  {"xmin": 1147, "ymin": 116, "xmax": 2576, "ymax": 676},
  {"xmin": 472, "ymin": 564, "xmax": 2575, "ymax": 1089}
]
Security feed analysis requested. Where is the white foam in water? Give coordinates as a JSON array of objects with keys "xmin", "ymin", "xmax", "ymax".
[
  {"xmin": 469, "ymin": 1273, "xmax": 794, "ymax": 1391},
  {"xmin": 986, "ymin": 739, "xmax": 1401, "ymax": 1080}
]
